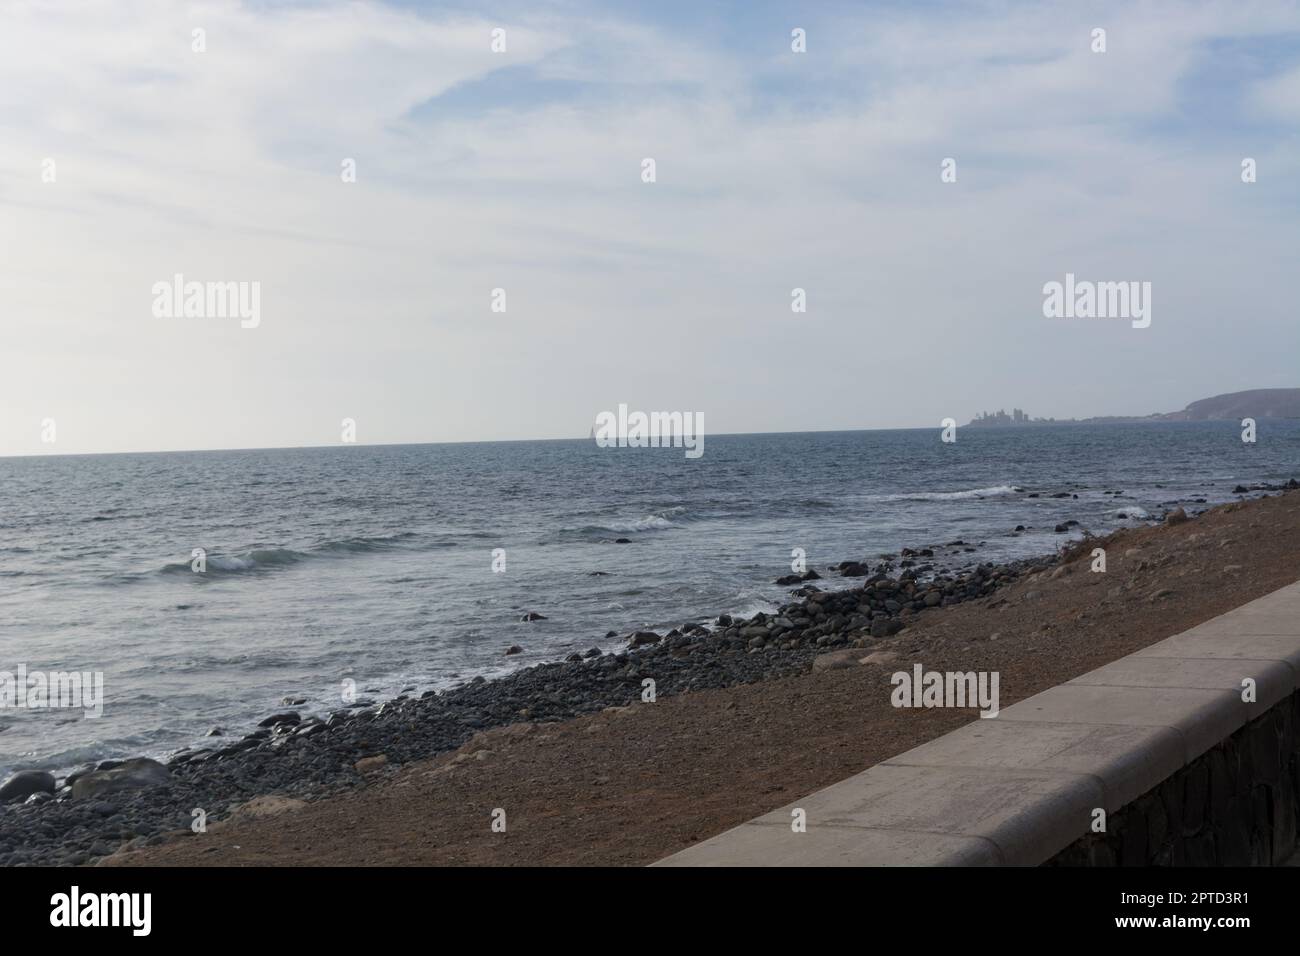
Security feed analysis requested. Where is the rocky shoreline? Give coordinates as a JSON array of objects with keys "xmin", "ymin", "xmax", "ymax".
[{"xmin": 0, "ymin": 487, "xmax": 1281, "ymax": 866}]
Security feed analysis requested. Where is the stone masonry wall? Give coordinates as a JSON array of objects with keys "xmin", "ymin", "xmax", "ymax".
[{"xmin": 1046, "ymin": 690, "xmax": 1300, "ymax": 866}]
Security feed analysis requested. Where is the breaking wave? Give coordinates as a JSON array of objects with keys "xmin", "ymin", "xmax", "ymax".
[
  {"xmin": 863, "ymin": 484, "xmax": 1022, "ymax": 503},
  {"xmin": 156, "ymin": 532, "xmax": 421, "ymax": 577}
]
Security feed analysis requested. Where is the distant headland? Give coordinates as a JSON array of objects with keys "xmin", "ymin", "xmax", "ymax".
[{"xmin": 967, "ymin": 388, "xmax": 1300, "ymax": 427}]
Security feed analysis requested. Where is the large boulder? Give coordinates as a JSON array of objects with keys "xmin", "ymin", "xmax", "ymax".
[
  {"xmin": 63, "ymin": 764, "xmax": 97, "ymax": 789},
  {"xmin": 257, "ymin": 711, "xmax": 301, "ymax": 728},
  {"xmin": 0, "ymin": 770, "xmax": 56, "ymax": 801},
  {"xmin": 70, "ymin": 757, "xmax": 171, "ymax": 800},
  {"xmin": 859, "ymin": 650, "xmax": 901, "ymax": 666},
  {"xmin": 871, "ymin": 617, "xmax": 905, "ymax": 638},
  {"xmin": 812, "ymin": 649, "xmax": 861, "ymax": 672},
  {"xmin": 228, "ymin": 795, "xmax": 307, "ymax": 820}
]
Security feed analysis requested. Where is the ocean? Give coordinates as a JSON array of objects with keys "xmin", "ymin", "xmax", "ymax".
[{"xmin": 1, "ymin": 421, "xmax": 1297, "ymax": 777}]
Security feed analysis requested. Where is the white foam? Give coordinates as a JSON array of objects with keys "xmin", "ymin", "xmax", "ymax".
[
  {"xmin": 606, "ymin": 514, "xmax": 674, "ymax": 532},
  {"xmin": 863, "ymin": 484, "xmax": 1020, "ymax": 503}
]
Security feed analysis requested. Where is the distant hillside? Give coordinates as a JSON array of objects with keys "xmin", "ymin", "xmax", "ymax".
[
  {"xmin": 967, "ymin": 388, "xmax": 1300, "ymax": 427},
  {"xmin": 1159, "ymin": 388, "xmax": 1300, "ymax": 421}
]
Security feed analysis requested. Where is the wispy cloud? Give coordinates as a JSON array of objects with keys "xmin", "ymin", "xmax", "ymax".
[{"xmin": 3, "ymin": 0, "xmax": 1299, "ymax": 455}]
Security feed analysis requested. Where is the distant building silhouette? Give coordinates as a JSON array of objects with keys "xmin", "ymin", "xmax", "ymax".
[{"xmin": 967, "ymin": 407, "xmax": 1058, "ymax": 427}]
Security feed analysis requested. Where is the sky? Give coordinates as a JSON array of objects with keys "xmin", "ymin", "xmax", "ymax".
[{"xmin": 2, "ymin": 0, "xmax": 1299, "ymax": 456}]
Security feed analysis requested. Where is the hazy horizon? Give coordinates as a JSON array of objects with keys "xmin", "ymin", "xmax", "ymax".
[
  {"xmin": 7, "ymin": 389, "xmax": 1299, "ymax": 460},
  {"xmin": 5, "ymin": 0, "xmax": 1300, "ymax": 457}
]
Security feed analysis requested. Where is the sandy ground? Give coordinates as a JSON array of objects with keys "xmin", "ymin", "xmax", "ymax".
[{"xmin": 107, "ymin": 491, "xmax": 1300, "ymax": 866}]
